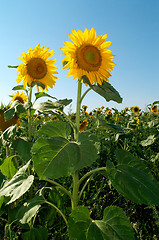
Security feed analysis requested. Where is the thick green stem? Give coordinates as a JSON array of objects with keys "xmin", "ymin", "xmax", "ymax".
[
  {"xmin": 27, "ymin": 87, "xmax": 32, "ymax": 141},
  {"xmin": 72, "ymin": 79, "xmax": 82, "ymax": 210}
]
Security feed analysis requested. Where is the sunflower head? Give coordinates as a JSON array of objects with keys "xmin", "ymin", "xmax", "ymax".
[
  {"xmin": 132, "ymin": 106, "xmax": 140, "ymax": 114},
  {"xmin": 16, "ymin": 44, "xmax": 58, "ymax": 91},
  {"xmin": 82, "ymin": 105, "xmax": 88, "ymax": 112},
  {"xmin": 12, "ymin": 91, "xmax": 28, "ymax": 104},
  {"xmin": 79, "ymin": 120, "xmax": 89, "ymax": 133},
  {"xmin": 151, "ymin": 104, "xmax": 157, "ymax": 113},
  {"xmin": 61, "ymin": 28, "xmax": 115, "ymax": 85}
]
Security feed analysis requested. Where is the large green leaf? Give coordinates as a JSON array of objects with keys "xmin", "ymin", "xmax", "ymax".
[
  {"xmin": 13, "ymin": 137, "xmax": 33, "ymax": 161},
  {"xmin": 37, "ymin": 120, "xmax": 70, "ymax": 138},
  {"xmin": 0, "ymin": 161, "xmax": 34, "ymax": 204},
  {"xmin": 82, "ymin": 76, "xmax": 122, "ymax": 103},
  {"xmin": 0, "ymin": 156, "xmax": 17, "ymax": 179},
  {"xmin": 16, "ymin": 194, "xmax": 45, "ymax": 224},
  {"xmin": 106, "ymin": 149, "xmax": 159, "ymax": 205},
  {"xmin": 22, "ymin": 227, "xmax": 48, "ymax": 240},
  {"xmin": 35, "ymin": 99, "xmax": 72, "ymax": 113},
  {"xmin": 68, "ymin": 206, "xmax": 134, "ymax": 240},
  {"xmin": 32, "ymin": 133, "xmax": 98, "ymax": 179}
]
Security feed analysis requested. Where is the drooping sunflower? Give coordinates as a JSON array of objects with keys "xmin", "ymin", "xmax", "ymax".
[
  {"xmin": 151, "ymin": 104, "xmax": 157, "ymax": 113},
  {"xmin": 16, "ymin": 44, "xmax": 58, "ymax": 91},
  {"xmin": 12, "ymin": 91, "xmax": 28, "ymax": 104},
  {"xmin": 61, "ymin": 28, "xmax": 115, "ymax": 85}
]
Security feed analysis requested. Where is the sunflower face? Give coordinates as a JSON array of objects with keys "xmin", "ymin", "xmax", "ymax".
[
  {"xmin": 132, "ymin": 106, "xmax": 140, "ymax": 114},
  {"xmin": 151, "ymin": 105, "xmax": 157, "ymax": 113},
  {"xmin": 61, "ymin": 28, "xmax": 115, "ymax": 85},
  {"xmin": 12, "ymin": 91, "xmax": 28, "ymax": 104},
  {"xmin": 17, "ymin": 44, "xmax": 58, "ymax": 91}
]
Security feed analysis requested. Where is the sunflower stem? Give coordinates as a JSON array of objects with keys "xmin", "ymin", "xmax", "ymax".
[
  {"xmin": 72, "ymin": 79, "xmax": 82, "ymax": 210},
  {"xmin": 27, "ymin": 87, "xmax": 33, "ymax": 141},
  {"xmin": 80, "ymin": 87, "xmax": 91, "ymax": 104}
]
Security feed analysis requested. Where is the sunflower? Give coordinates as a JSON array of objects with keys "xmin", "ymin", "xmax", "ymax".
[
  {"xmin": 61, "ymin": 28, "xmax": 115, "ymax": 85},
  {"xmin": 151, "ymin": 104, "xmax": 157, "ymax": 113},
  {"xmin": 132, "ymin": 106, "xmax": 140, "ymax": 114},
  {"xmin": 79, "ymin": 120, "xmax": 89, "ymax": 133},
  {"xmin": 12, "ymin": 91, "xmax": 28, "ymax": 104},
  {"xmin": 16, "ymin": 44, "xmax": 58, "ymax": 91}
]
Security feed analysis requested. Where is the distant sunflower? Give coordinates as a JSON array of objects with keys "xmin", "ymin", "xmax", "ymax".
[
  {"xmin": 151, "ymin": 105, "xmax": 157, "ymax": 113},
  {"xmin": 132, "ymin": 106, "xmax": 140, "ymax": 114},
  {"xmin": 12, "ymin": 91, "xmax": 28, "ymax": 104},
  {"xmin": 79, "ymin": 120, "xmax": 89, "ymax": 133},
  {"xmin": 17, "ymin": 44, "xmax": 58, "ymax": 91},
  {"xmin": 61, "ymin": 28, "xmax": 115, "ymax": 85}
]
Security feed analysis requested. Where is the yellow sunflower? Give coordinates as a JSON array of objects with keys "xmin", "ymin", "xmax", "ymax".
[
  {"xmin": 151, "ymin": 104, "xmax": 157, "ymax": 113},
  {"xmin": 132, "ymin": 106, "xmax": 140, "ymax": 114},
  {"xmin": 61, "ymin": 28, "xmax": 115, "ymax": 85},
  {"xmin": 79, "ymin": 120, "xmax": 89, "ymax": 133},
  {"xmin": 16, "ymin": 44, "xmax": 58, "ymax": 91},
  {"xmin": 12, "ymin": 91, "xmax": 28, "ymax": 104}
]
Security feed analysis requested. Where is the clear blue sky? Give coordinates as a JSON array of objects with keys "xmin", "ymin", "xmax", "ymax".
[{"xmin": 0, "ymin": 0, "xmax": 159, "ymax": 113}]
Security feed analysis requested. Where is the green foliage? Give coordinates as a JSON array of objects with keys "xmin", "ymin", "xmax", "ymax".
[
  {"xmin": 0, "ymin": 161, "xmax": 34, "ymax": 204},
  {"xmin": 22, "ymin": 227, "xmax": 48, "ymax": 240},
  {"xmin": 106, "ymin": 149, "xmax": 159, "ymax": 205},
  {"xmin": 82, "ymin": 76, "xmax": 122, "ymax": 103},
  {"xmin": 0, "ymin": 156, "xmax": 17, "ymax": 179},
  {"xmin": 68, "ymin": 206, "xmax": 134, "ymax": 240}
]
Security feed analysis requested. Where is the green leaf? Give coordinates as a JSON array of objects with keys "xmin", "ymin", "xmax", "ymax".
[
  {"xmin": 32, "ymin": 132, "xmax": 98, "ymax": 179},
  {"xmin": 8, "ymin": 65, "xmax": 18, "ymax": 68},
  {"xmin": 16, "ymin": 194, "xmax": 45, "ymax": 224},
  {"xmin": 35, "ymin": 92, "xmax": 57, "ymax": 101},
  {"xmin": 1, "ymin": 125, "xmax": 18, "ymax": 141},
  {"xmin": 35, "ymin": 99, "xmax": 72, "ymax": 112},
  {"xmin": 4, "ymin": 108, "xmax": 15, "ymax": 121},
  {"xmin": 0, "ymin": 156, "xmax": 17, "ymax": 179},
  {"xmin": 153, "ymin": 100, "xmax": 159, "ymax": 105},
  {"xmin": 22, "ymin": 227, "xmax": 48, "ymax": 240},
  {"xmin": 140, "ymin": 135, "xmax": 156, "ymax": 146},
  {"xmin": 98, "ymin": 118, "xmax": 125, "ymax": 132},
  {"xmin": 32, "ymin": 136, "xmax": 79, "ymax": 179},
  {"xmin": 13, "ymin": 137, "xmax": 33, "ymax": 161},
  {"xmin": 12, "ymin": 85, "xmax": 26, "ymax": 91},
  {"xmin": 68, "ymin": 206, "xmax": 135, "ymax": 240},
  {"xmin": 106, "ymin": 149, "xmax": 159, "ymax": 205},
  {"xmin": 4, "ymin": 100, "xmax": 26, "ymax": 121},
  {"xmin": 0, "ymin": 161, "xmax": 34, "ymax": 204},
  {"xmin": 37, "ymin": 120, "xmax": 69, "ymax": 138},
  {"xmin": 82, "ymin": 76, "xmax": 122, "ymax": 103}
]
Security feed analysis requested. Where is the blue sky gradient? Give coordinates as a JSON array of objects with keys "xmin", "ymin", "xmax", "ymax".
[{"xmin": 0, "ymin": 0, "xmax": 159, "ymax": 112}]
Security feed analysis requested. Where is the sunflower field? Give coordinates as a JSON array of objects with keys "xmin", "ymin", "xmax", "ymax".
[{"xmin": 0, "ymin": 29, "xmax": 159, "ymax": 240}]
